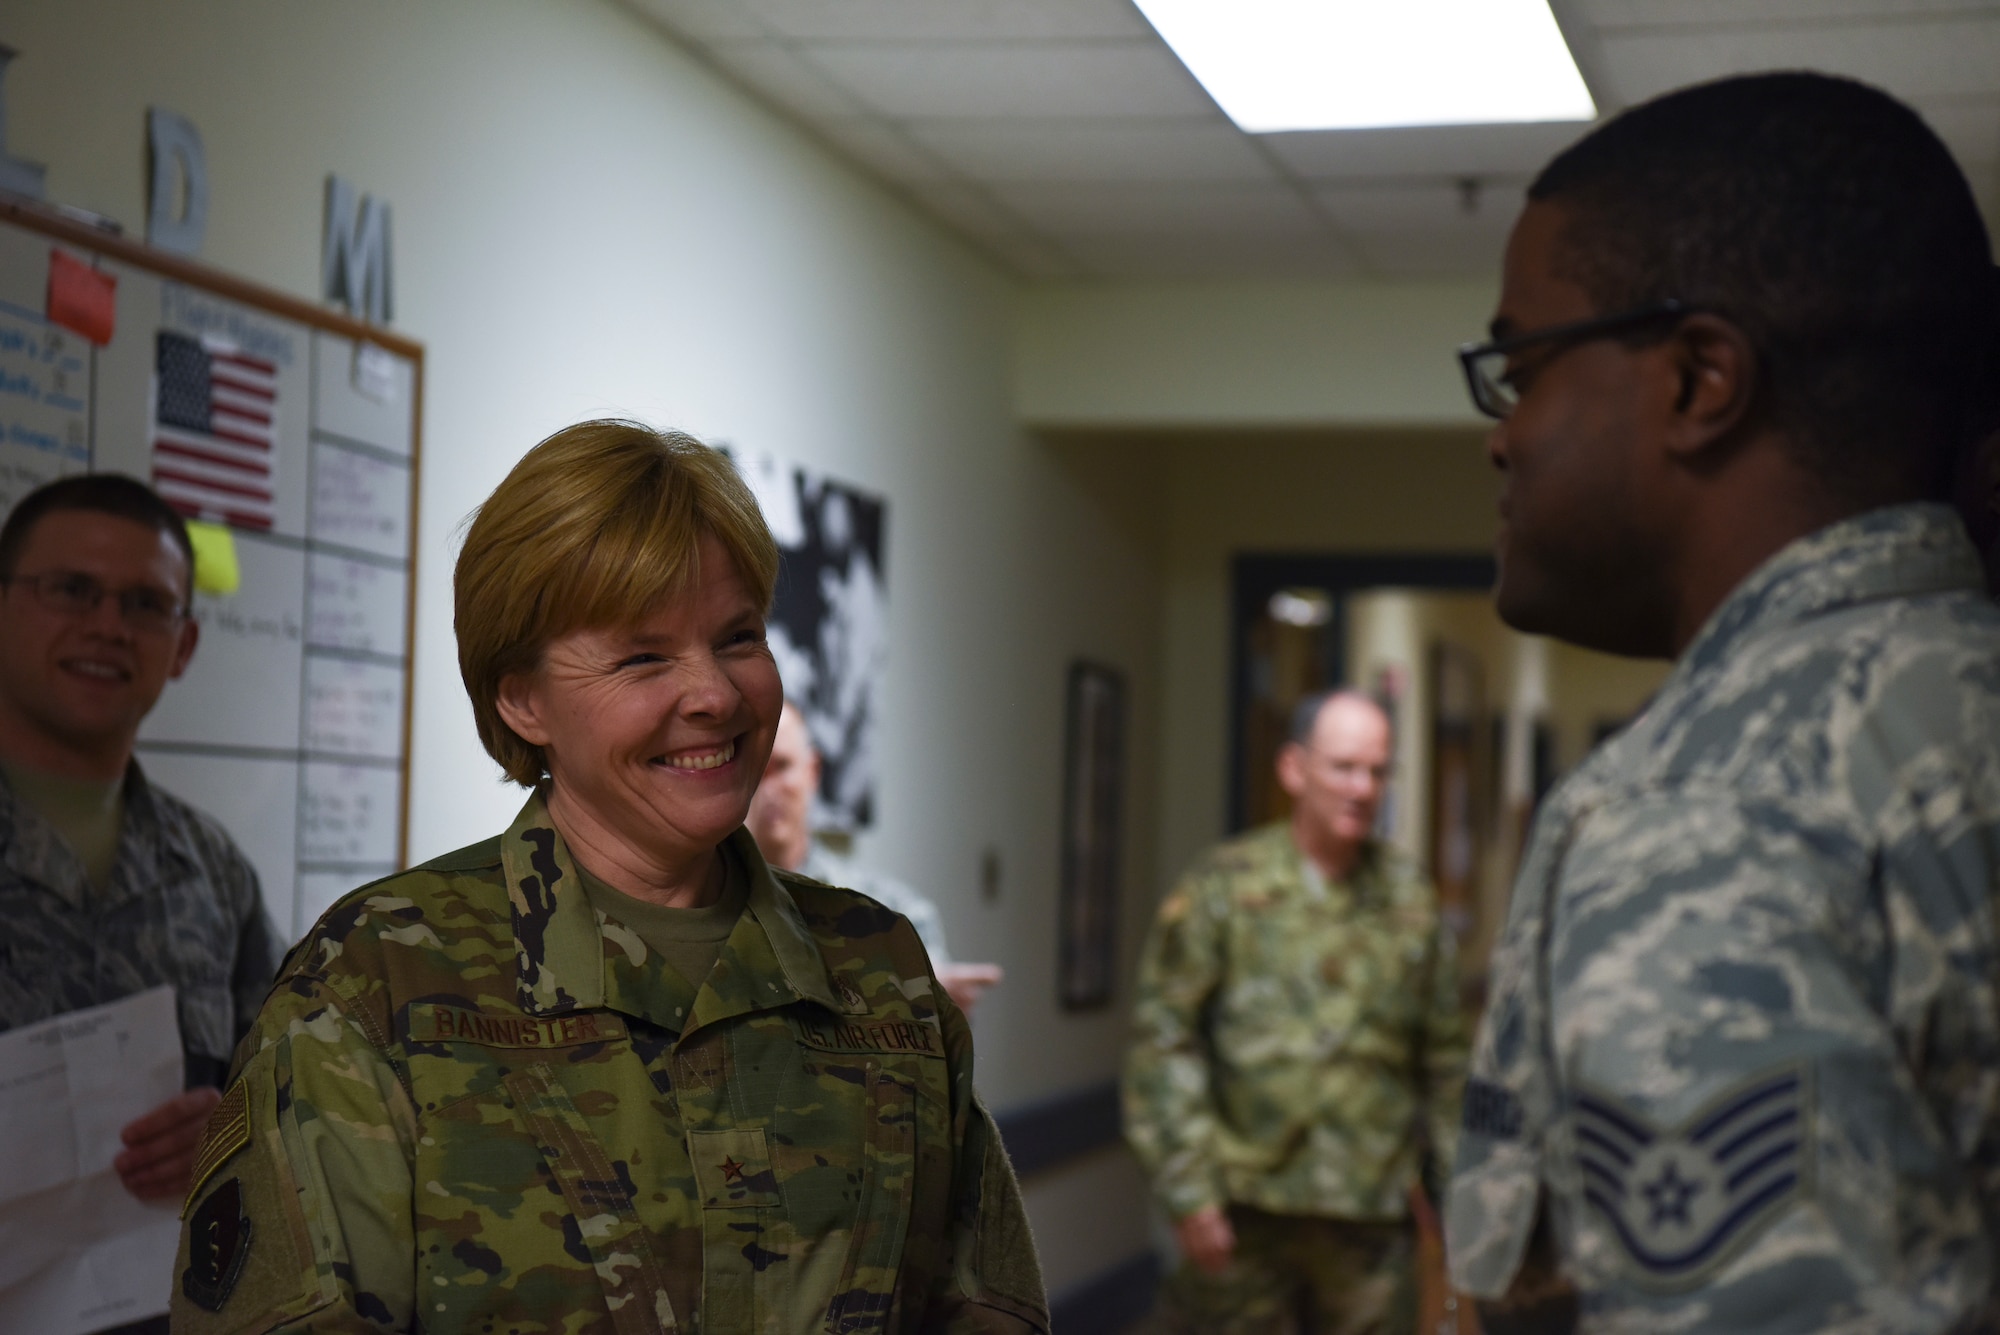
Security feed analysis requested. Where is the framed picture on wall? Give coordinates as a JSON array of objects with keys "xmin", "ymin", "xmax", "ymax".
[{"xmin": 1058, "ymin": 660, "xmax": 1127, "ymax": 1011}]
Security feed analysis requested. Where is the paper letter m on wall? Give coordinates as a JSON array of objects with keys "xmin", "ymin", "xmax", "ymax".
[{"xmin": 322, "ymin": 175, "xmax": 392, "ymax": 325}]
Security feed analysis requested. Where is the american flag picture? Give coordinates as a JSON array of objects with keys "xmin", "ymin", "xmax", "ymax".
[{"xmin": 152, "ymin": 330, "xmax": 278, "ymax": 530}]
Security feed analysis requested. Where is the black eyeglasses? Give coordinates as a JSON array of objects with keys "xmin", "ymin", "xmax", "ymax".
[
  {"xmin": 1458, "ymin": 300, "xmax": 1691, "ymax": 420},
  {"xmin": 1, "ymin": 571, "xmax": 188, "ymax": 634}
]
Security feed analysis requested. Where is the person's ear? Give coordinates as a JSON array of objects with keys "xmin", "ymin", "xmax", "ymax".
[
  {"xmin": 1275, "ymin": 742, "xmax": 1306, "ymax": 799},
  {"xmin": 167, "ymin": 616, "xmax": 200, "ymax": 680},
  {"xmin": 495, "ymin": 671, "xmax": 554, "ymax": 747},
  {"xmin": 1659, "ymin": 313, "xmax": 1759, "ymax": 460}
]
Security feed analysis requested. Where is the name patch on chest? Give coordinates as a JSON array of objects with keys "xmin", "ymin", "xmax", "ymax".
[
  {"xmin": 408, "ymin": 1004, "xmax": 627, "ymax": 1049},
  {"xmin": 798, "ymin": 1015, "xmax": 942, "ymax": 1057}
]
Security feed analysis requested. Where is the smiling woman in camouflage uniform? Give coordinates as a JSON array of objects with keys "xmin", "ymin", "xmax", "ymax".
[{"xmin": 170, "ymin": 421, "xmax": 1047, "ymax": 1335}]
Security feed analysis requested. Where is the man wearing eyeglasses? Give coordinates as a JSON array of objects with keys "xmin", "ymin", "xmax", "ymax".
[
  {"xmin": 1444, "ymin": 74, "xmax": 2000, "ymax": 1333},
  {"xmin": 1126, "ymin": 690, "xmax": 1465, "ymax": 1335},
  {"xmin": 0, "ymin": 474, "xmax": 276, "ymax": 1335}
]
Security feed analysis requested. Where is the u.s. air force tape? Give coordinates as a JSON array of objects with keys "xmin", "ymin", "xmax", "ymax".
[{"xmin": 182, "ymin": 1081, "xmax": 251, "ymax": 1220}]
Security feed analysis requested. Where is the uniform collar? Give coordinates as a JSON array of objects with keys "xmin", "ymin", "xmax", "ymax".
[
  {"xmin": 1281, "ymin": 823, "xmax": 1384, "ymax": 903},
  {"xmin": 1675, "ymin": 503, "xmax": 1982, "ymax": 680},
  {"xmin": 0, "ymin": 758, "xmax": 186, "ymax": 910},
  {"xmin": 500, "ymin": 789, "xmax": 846, "ymax": 1022}
]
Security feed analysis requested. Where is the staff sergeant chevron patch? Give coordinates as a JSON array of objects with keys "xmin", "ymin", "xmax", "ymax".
[{"xmin": 1571, "ymin": 1066, "xmax": 1809, "ymax": 1289}]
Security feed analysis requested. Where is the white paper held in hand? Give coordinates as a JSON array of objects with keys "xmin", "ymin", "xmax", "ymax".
[{"xmin": 0, "ymin": 985, "xmax": 185, "ymax": 1334}]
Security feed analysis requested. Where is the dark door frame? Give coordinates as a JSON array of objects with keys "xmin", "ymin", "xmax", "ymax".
[{"xmin": 1228, "ymin": 551, "xmax": 1497, "ymax": 831}]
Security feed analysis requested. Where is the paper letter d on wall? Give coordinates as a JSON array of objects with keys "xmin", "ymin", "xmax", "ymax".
[{"xmin": 147, "ymin": 108, "xmax": 209, "ymax": 256}]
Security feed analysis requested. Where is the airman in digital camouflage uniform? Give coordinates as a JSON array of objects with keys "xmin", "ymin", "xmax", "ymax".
[
  {"xmin": 171, "ymin": 421, "xmax": 1046, "ymax": 1334},
  {"xmin": 1446, "ymin": 74, "xmax": 2000, "ymax": 1333},
  {"xmin": 1125, "ymin": 691, "xmax": 1465, "ymax": 1335}
]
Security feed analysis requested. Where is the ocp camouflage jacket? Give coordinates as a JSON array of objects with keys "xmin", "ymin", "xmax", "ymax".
[
  {"xmin": 1122, "ymin": 824, "xmax": 1466, "ymax": 1223},
  {"xmin": 170, "ymin": 792, "xmax": 1047, "ymax": 1335}
]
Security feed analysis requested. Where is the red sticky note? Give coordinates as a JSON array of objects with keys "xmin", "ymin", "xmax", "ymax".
[{"xmin": 47, "ymin": 248, "xmax": 117, "ymax": 346}]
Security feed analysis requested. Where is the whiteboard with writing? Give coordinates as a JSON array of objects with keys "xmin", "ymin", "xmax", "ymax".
[{"xmin": 0, "ymin": 205, "xmax": 422, "ymax": 942}]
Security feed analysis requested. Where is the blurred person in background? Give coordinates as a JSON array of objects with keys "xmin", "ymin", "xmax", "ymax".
[
  {"xmin": 0, "ymin": 474, "xmax": 276, "ymax": 1335},
  {"xmin": 748, "ymin": 698, "xmax": 1004, "ymax": 1014},
  {"xmin": 172, "ymin": 422, "xmax": 1046, "ymax": 1334},
  {"xmin": 1447, "ymin": 73, "xmax": 2000, "ymax": 1333},
  {"xmin": 1124, "ymin": 690, "xmax": 1466, "ymax": 1335}
]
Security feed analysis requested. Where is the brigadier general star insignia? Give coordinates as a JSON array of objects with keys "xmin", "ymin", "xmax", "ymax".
[{"xmin": 1571, "ymin": 1066, "xmax": 1809, "ymax": 1289}]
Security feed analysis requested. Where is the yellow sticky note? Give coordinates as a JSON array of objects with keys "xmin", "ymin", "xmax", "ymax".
[{"xmin": 186, "ymin": 520, "xmax": 241, "ymax": 596}]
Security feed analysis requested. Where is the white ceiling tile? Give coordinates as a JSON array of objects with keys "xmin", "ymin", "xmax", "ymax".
[
  {"xmin": 618, "ymin": 0, "xmax": 770, "ymax": 42},
  {"xmin": 705, "ymin": 40, "xmax": 872, "ymax": 120},
  {"xmin": 907, "ymin": 120, "xmax": 1280, "ymax": 184},
  {"xmin": 800, "ymin": 41, "xmax": 1218, "ymax": 119},
  {"xmin": 986, "ymin": 182, "xmax": 1325, "ymax": 234},
  {"xmin": 1316, "ymin": 182, "xmax": 1525, "ymax": 278},
  {"xmin": 1578, "ymin": 0, "xmax": 1995, "ymax": 30},
  {"xmin": 905, "ymin": 182, "xmax": 1032, "ymax": 236},
  {"xmin": 1056, "ymin": 231, "xmax": 1363, "ymax": 279},
  {"xmin": 900, "ymin": 182, "xmax": 1085, "ymax": 274},
  {"xmin": 1351, "ymin": 227, "xmax": 1516, "ymax": 279},
  {"xmin": 1314, "ymin": 181, "xmax": 1529, "ymax": 231},
  {"xmin": 813, "ymin": 119, "xmax": 955, "ymax": 182},
  {"xmin": 977, "ymin": 231, "xmax": 1086, "ymax": 279},
  {"xmin": 741, "ymin": 0, "xmax": 1153, "ymax": 41},
  {"xmin": 1597, "ymin": 17, "xmax": 2000, "ymax": 105},
  {"xmin": 1262, "ymin": 121, "xmax": 1595, "ymax": 182}
]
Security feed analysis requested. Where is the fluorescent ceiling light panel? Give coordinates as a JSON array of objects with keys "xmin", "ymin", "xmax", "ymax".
[{"xmin": 1133, "ymin": 0, "xmax": 1595, "ymax": 133}]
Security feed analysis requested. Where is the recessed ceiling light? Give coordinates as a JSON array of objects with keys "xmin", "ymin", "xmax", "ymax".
[{"xmin": 1133, "ymin": 0, "xmax": 1596, "ymax": 133}]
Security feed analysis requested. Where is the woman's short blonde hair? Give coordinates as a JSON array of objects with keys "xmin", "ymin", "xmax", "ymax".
[{"xmin": 454, "ymin": 420, "xmax": 779, "ymax": 785}]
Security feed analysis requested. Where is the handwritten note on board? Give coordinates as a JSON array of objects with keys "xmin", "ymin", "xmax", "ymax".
[
  {"xmin": 307, "ymin": 553, "xmax": 407, "ymax": 656},
  {"xmin": 304, "ymin": 656, "xmax": 403, "ymax": 760},
  {"xmin": 300, "ymin": 762, "xmax": 401, "ymax": 865},
  {"xmin": 0, "ymin": 296, "xmax": 88, "ymax": 517},
  {"xmin": 309, "ymin": 440, "xmax": 409, "ymax": 559}
]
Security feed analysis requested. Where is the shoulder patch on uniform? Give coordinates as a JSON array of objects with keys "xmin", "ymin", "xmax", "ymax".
[
  {"xmin": 182, "ymin": 1082, "xmax": 251, "ymax": 1219},
  {"xmin": 1573, "ymin": 1065, "xmax": 1809, "ymax": 1290},
  {"xmin": 182, "ymin": 1175, "xmax": 254, "ymax": 1311}
]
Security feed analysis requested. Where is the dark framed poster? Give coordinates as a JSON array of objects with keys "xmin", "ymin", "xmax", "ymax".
[
  {"xmin": 734, "ymin": 448, "xmax": 887, "ymax": 831},
  {"xmin": 1059, "ymin": 660, "xmax": 1127, "ymax": 1010}
]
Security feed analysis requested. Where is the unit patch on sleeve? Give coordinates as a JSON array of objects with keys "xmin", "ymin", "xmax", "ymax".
[
  {"xmin": 182, "ymin": 1175, "xmax": 254, "ymax": 1311},
  {"xmin": 1571, "ymin": 1066, "xmax": 1809, "ymax": 1290}
]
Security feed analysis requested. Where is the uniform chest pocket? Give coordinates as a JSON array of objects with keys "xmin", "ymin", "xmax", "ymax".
[{"xmin": 777, "ymin": 1013, "xmax": 948, "ymax": 1335}]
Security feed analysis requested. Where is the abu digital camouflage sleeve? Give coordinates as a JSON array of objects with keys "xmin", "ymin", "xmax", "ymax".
[{"xmin": 1122, "ymin": 869, "xmax": 1229, "ymax": 1219}]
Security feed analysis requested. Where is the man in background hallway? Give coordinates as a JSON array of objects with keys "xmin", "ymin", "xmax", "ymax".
[
  {"xmin": 1125, "ymin": 690, "xmax": 1466, "ymax": 1335},
  {"xmin": 0, "ymin": 475, "xmax": 277, "ymax": 1335},
  {"xmin": 747, "ymin": 698, "xmax": 1004, "ymax": 1013},
  {"xmin": 1445, "ymin": 73, "xmax": 2000, "ymax": 1332}
]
